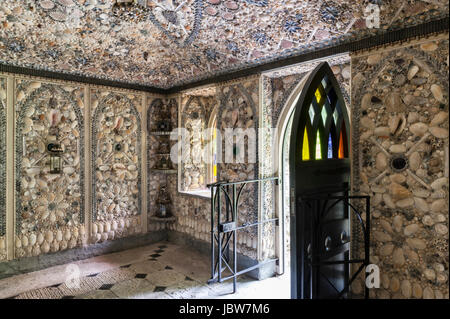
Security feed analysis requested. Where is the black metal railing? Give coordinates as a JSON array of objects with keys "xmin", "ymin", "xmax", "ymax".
[{"xmin": 207, "ymin": 177, "xmax": 279, "ymax": 294}]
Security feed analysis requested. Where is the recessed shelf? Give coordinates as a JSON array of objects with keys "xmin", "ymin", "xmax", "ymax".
[
  {"xmin": 149, "ymin": 168, "xmax": 177, "ymax": 174},
  {"xmin": 148, "ymin": 216, "xmax": 176, "ymax": 223},
  {"xmin": 149, "ymin": 131, "xmax": 171, "ymax": 136}
]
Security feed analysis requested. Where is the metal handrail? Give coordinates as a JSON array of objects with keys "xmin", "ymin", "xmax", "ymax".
[{"xmin": 207, "ymin": 176, "xmax": 280, "ymax": 294}]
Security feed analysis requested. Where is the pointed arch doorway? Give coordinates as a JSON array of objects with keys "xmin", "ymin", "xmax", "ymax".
[{"xmin": 285, "ymin": 62, "xmax": 351, "ymax": 299}]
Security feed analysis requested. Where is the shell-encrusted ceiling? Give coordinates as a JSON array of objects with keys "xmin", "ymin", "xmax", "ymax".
[{"xmin": 0, "ymin": 0, "xmax": 448, "ymax": 89}]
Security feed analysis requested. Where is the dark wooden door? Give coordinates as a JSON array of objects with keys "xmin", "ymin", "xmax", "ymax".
[{"xmin": 289, "ymin": 62, "xmax": 351, "ymax": 299}]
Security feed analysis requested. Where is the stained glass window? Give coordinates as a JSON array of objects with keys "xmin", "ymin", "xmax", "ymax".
[
  {"xmin": 297, "ymin": 67, "xmax": 348, "ymax": 162},
  {"xmin": 302, "ymin": 127, "xmax": 310, "ymax": 160}
]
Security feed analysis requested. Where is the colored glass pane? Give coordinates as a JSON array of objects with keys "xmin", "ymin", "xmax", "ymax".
[
  {"xmin": 338, "ymin": 127, "xmax": 345, "ymax": 159},
  {"xmin": 308, "ymin": 105, "xmax": 315, "ymax": 125},
  {"xmin": 302, "ymin": 127, "xmax": 310, "ymax": 160},
  {"xmin": 315, "ymin": 88, "xmax": 321, "ymax": 104},
  {"xmin": 315, "ymin": 131, "xmax": 322, "ymax": 160},
  {"xmin": 327, "ymin": 133, "xmax": 333, "ymax": 159},
  {"xmin": 333, "ymin": 106, "xmax": 339, "ymax": 125},
  {"xmin": 321, "ymin": 106, "xmax": 327, "ymax": 125}
]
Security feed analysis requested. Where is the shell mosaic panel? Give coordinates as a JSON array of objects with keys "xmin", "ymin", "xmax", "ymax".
[
  {"xmin": 91, "ymin": 90, "xmax": 142, "ymax": 241},
  {"xmin": 350, "ymin": 39, "xmax": 449, "ymax": 299},
  {"xmin": 180, "ymin": 96, "xmax": 212, "ymax": 192},
  {"xmin": 217, "ymin": 80, "xmax": 258, "ymax": 258},
  {"xmin": 0, "ymin": 1, "xmax": 447, "ymax": 88},
  {"xmin": 0, "ymin": 77, "xmax": 6, "ymax": 260},
  {"xmin": 14, "ymin": 80, "xmax": 85, "ymax": 258}
]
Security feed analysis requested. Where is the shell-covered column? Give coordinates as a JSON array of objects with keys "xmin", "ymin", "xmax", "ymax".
[
  {"xmin": 0, "ymin": 77, "xmax": 7, "ymax": 261},
  {"xmin": 91, "ymin": 89, "xmax": 142, "ymax": 243},
  {"xmin": 217, "ymin": 79, "xmax": 259, "ymax": 259},
  {"xmin": 14, "ymin": 80, "xmax": 86, "ymax": 258}
]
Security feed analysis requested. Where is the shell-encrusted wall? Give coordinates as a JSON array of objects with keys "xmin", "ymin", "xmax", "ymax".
[
  {"xmin": 217, "ymin": 79, "xmax": 259, "ymax": 259},
  {"xmin": 351, "ymin": 38, "xmax": 449, "ymax": 299},
  {"xmin": 0, "ymin": 77, "xmax": 6, "ymax": 261},
  {"xmin": 91, "ymin": 90, "xmax": 143, "ymax": 243},
  {"xmin": 14, "ymin": 80, "xmax": 86, "ymax": 258}
]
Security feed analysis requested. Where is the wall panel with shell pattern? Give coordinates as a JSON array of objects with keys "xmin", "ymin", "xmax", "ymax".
[
  {"xmin": 14, "ymin": 80, "xmax": 86, "ymax": 258},
  {"xmin": 0, "ymin": 77, "xmax": 6, "ymax": 261},
  {"xmin": 90, "ymin": 89, "xmax": 143, "ymax": 243}
]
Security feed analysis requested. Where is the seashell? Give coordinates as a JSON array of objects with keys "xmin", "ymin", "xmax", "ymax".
[
  {"xmin": 48, "ymin": 109, "xmax": 61, "ymax": 127},
  {"xmin": 37, "ymin": 179, "xmax": 48, "ymax": 189},
  {"xmin": 22, "ymin": 235, "xmax": 29, "ymax": 247},
  {"xmin": 104, "ymin": 222, "xmax": 111, "ymax": 233},
  {"xmin": 29, "ymin": 233, "xmax": 37, "ymax": 246},
  {"xmin": 64, "ymin": 229, "xmax": 71, "ymax": 241},
  {"xmin": 51, "ymin": 241, "xmax": 59, "ymax": 252},
  {"xmin": 34, "ymin": 124, "xmax": 45, "ymax": 131},
  {"xmin": 79, "ymin": 225, "xmax": 86, "ymax": 236},
  {"xmin": 26, "ymin": 167, "xmax": 40, "ymax": 176},
  {"xmin": 407, "ymin": 65, "xmax": 419, "ymax": 80},
  {"xmin": 101, "ymin": 232, "xmax": 108, "ymax": 241},
  {"xmin": 68, "ymin": 238, "xmax": 77, "ymax": 249},
  {"xmin": 49, "ymin": 212, "xmax": 57, "ymax": 223},
  {"xmin": 128, "ymin": 165, "xmax": 137, "ymax": 171},
  {"xmin": 60, "ymin": 240, "xmax": 68, "ymax": 250},
  {"xmin": 37, "ymin": 233, "xmax": 44, "ymax": 245},
  {"xmin": 73, "ymin": 228, "xmax": 79, "ymax": 239},
  {"xmin": 63, "ymin": 167, "xmax": 75, "ymax": 175},
  {"xmin": 119, "ymin": 219, "xmax": 125, "ymax": 229},
  {"xmin": 430, "ymin": 84, "xmax": 444, "ymax": 103},
  {"xmin": 45, "ymin": 230, "xmax": 54, "ymax": 243},
  {"xmin": 92, "ymin": 223, "xmax": 98, "ymax": 234},
  {"xmin": 98, "ymin": 223, "xmax": 104, "ymax": 234},
  {"xmin": 112, "ymin": 221, "xmax": 118, "ymax": 231},
  {"xmin": 56, "ymin": 230, "xmax": 63, "ymax": 242},
  {"xmin": 41, "ymin": 241, "xmax": 50, "ymax": 253},
  {"xmin": 32, "ymin": 245, "xmax": 41, "ymax": 256},
  {"xmin": 49, "ymin": 10, "xmax": 68, "ymax": 22},
  {"xmin": 40, "ymin": 0, "xmax": 55, "ymax": 10},
  {"xmin": 25, "ymin": 107, "xmax": 35, "ymax": 117},
  {"xmin": 17, "ymin": 91, "xmax": 25, "ymax": 102},
  {"xmin": 41, "ymin": 210, "xmax": 49, "ymax": 220}
]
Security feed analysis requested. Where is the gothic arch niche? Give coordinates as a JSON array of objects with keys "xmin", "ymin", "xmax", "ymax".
[
  {"xmin": 92, "ymin": 92, "xmax": 142, "ymax": 242},
  {"xmin": 0, "ymin": 78, "xmax": 6, "ymax": 260},
  {"xmin": 15, "ymin": 82, "xmax": 85, "ymax": 258},
  {"xmin": 289, "ymin": 62, "xmax": 351, "ymax": 299},
  {"xmin": 180, "ymin": 96, "xmax": 207, "ymax": 191}
]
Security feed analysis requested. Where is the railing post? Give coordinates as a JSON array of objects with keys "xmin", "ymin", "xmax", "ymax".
[
  {"xmin": 232, "ymin": 184, "xmax": 237, "ymax": 294},
  {"xmin": 210, "ymin": 185, "xmax": 215, "ymax": 280},
  {"xmin": 365, "ymin": 196, "xmax": 370, "ymax": 299},
  {"xmin": 217, "ymin": 186, "xmax": 222, "ymax": 282}
]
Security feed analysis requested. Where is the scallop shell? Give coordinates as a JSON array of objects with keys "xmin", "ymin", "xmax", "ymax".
[
  {"xmin": 41, "ymin": 241, "xmax": 50, "ymax": 253},
  {"xmin": 45, "ymin": 231, "xmax": 54, "ymax": 243},
  {"xmin": 32, "ymin": 245, "xmax": 41, "ymax": 256},
  {"xmin": 60, "ymin": 240, "xmax": 68, "ymax": 251},
  {"xmin": 56, "ymin": 230, "xmax": 63, "ymax": 242},
  {"xmin": 29, "ymin": 233, "xmax": 37, "ymax": 246},
  {"xmin": 37, "ymin": 233, "xmax": 44, "ymax": 245},
  {"xmin": 51, "ymin": 241, "xmax": 60, "ymax": 252},
  {"xmin": 64, "ymin": 229, "xmax": 71, "ymax": 241}
]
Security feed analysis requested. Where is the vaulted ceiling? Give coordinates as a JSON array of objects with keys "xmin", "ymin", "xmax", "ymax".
[{"xmin": 0, "ymin": 0, "xmax": 448, "ymax": 89}]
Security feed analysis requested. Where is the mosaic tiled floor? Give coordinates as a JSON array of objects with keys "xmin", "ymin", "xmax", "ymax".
[{"xmin": 0, "ymin": 242, "xmax": 290, "ymax": 299}]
